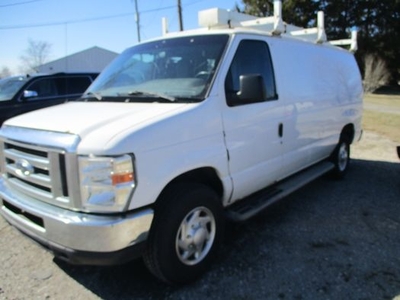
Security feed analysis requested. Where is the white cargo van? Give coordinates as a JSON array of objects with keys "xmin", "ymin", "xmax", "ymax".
[{"xmin": 0, "ymin": 2, "xmax": 362, "ymax": 284}]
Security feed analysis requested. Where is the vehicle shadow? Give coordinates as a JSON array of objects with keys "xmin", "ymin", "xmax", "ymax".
[{"xmin": 56, "ymin": 158, "xmax": 400, "ymax": 300}]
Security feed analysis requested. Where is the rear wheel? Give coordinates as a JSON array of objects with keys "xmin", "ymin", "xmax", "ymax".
[
  {"xmin": 143, "ymin": 183, "xmax": 224, "ymax": 284},
  {"xmin": 330, "ymin": 138, "xmax": 350, "ymax": 179}
]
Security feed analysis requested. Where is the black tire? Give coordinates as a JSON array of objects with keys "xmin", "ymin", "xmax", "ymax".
[
  {"xmin": 143, "ymin": 183, "xmax": 224, "ymax": 284},
  {"xmin": 330, "ymin": 138, "xmax": 350, "ymax": 179}
]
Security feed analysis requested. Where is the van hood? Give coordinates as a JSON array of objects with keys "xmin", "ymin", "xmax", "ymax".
[{"xmin": 4, "ymin": 101, "xmax": 187, "ymax": 139}]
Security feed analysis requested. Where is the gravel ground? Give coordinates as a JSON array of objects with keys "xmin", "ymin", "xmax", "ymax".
[{"xmin": 1, "ymin": 130, "xmax": 399, "ymax": 300}]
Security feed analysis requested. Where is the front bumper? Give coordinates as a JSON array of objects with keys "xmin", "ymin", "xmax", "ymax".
[{"xmin": 0, "ymin": 179, "xmax": 153, "ymax": 265}]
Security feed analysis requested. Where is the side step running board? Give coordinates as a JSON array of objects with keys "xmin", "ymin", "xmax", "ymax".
[{"xmin": 226, "ymin": 161, "xmax": 334, "ymax": 222}]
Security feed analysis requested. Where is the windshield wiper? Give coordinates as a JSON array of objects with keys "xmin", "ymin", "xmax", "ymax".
[
  {"xmin": 127, "ymin": 90, "xmax": 176, "ymax": 102},
  {"xmin": 83, "ymin": 91, "xmax": 102, "ymax": 101}
]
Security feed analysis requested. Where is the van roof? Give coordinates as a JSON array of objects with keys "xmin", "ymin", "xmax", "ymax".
[
  {"xmin": 142, "ymin": 27, "xmax": 353, "ymax": 55},
  {"xmin": 159, "ymin": 2, "xmax": 357, "ymax": 53}
]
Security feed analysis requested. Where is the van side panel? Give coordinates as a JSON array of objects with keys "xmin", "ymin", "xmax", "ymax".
[
  {"xmin": 322, "ymin": 50, "xmax": 363, "ymax": 143},
  {"xmin": 268, "ymin": 38, "xmax": 362, "ymax": 179}
]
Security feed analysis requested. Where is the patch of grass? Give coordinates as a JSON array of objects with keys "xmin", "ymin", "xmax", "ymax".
[
  {"xmin": 362, "ymin": 111, "xmax": 400, "ymax": 143},
  {"xmin": 364, "ymin": 94, "xmax": 400, "ymax": 107},
  {"xmin": 363, "ymin": 95, "xmax": 400, "ymax": 143}
]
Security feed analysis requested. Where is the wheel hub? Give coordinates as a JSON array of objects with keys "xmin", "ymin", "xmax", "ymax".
[
  {"xmin": 338, "ymin": 143, "xmax": 348, "ymax": 171},
  {"xmin": 193, "ymin": 227, "xmax": 207, "ymax": 248},
  {"xmin": 176, "ymin": 206, "xmax": 216, "ymax": 266}
]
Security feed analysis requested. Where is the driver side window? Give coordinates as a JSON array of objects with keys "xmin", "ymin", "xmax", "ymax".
[{"xmin": 225, "ymin": 40, "xmax": 277, "ymax": 106}]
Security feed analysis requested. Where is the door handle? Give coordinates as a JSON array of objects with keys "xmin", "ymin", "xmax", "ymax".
[{"xmin": 278, "ymin": 123, "xmax": 283, "ymax": 138}]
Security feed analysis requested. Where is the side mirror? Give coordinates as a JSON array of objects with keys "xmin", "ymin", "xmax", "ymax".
[
  {"xmin": 234, "ymin": 74, "xmax": 265, "ymax": 105},
  {"xmin": 237, "ymin": 74, "xmax": 266, "ymax": 101},
  {"xmin": 22, "ymin": 90, "xmax": 38, "ymax": 99}
]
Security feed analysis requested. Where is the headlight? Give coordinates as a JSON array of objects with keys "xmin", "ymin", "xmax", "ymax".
[{"xmin": 78, "ymin": 154, "xmax": 136, "ymax": 213}]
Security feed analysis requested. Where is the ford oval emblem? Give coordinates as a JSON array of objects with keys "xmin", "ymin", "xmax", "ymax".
[{"xmin": 15, "ymin": 159, "xmax": 34, "ymax": 177}]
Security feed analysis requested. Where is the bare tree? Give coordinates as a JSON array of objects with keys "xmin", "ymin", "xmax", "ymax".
[
  {"xmin": 0, "ymin": 66, "xmax": 12, "ymax": 79},
  {"xmin": 363, "ymin": 54, "xmax": 391, "ymax": 94},
  {"xmin": 19, "ymin": 39, "xmax": 52, "ymax": 74}
]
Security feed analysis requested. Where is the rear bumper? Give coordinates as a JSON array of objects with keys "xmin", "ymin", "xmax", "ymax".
[{"xmin": 0, "ymin": 178, "xmax": 153, "ymax": 264}]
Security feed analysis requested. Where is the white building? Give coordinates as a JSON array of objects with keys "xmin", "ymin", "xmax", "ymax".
[{"xmin": 37, "ymin": 46, "xmax": 118, "ymax": 73}]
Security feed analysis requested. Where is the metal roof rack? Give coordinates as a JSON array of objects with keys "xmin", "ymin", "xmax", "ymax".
[{"xmin": 198, "ymin": 0, "xmax": 357, "ymax": 52}]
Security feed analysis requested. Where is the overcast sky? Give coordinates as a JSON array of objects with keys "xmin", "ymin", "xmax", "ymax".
[{"xmin": 0, "ymin": 0, "xmax": 239, "ymax": 74}]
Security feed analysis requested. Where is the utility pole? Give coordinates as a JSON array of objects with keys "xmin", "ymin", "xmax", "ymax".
[
  {"xmin": 134, "ymin": 0, "xmax": 141, "ymax": 42},
  {"xmin": 177, "ymin": 0, "xmax": 183, "ymax": 31}
]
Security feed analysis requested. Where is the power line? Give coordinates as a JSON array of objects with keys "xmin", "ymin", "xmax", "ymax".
[
  {"xmin": 0, "ymin": 4, "xmax": 176, "ymax": 30},
  {"xmin": 0, "ymin": 12, "xmax": 133, "ymax": 29},
  {"xmin": 0, "ymin": 0, "xmax": 42, "ymax": 8}
]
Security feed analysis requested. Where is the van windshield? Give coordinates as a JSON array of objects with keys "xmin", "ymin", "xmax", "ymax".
[{"xmin": 84, "ymin": 34, "xmax": 229, "ymax": 103}]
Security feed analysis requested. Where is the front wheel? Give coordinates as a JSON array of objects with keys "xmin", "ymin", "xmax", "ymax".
[
  {"xmin": 143, "ymin": 183, "xmax": 224, "ymax": 284},
  {"xmin": 330, "ymin": 139, "xmax": 350, "ymax": 179}
]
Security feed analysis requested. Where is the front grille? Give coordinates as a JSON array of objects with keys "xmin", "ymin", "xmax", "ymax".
[
  {"xmin": 3, "ymin": 199, "xmax": 44, "ymax": 228},
  {"xmin": 1, "ymin": 140, "xmax": 71, "ymax": 207}
]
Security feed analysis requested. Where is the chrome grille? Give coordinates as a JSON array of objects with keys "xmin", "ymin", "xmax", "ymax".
[{"xmin": 2, "ymin": 140, "xmax": 70, "ymax": 207}]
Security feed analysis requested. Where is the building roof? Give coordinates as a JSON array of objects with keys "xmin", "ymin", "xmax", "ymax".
[{"xmin": 37, "ymin": 46, "xmax": 118, "ymax": 73}]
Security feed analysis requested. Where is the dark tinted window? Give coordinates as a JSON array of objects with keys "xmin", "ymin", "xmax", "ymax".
[
  {"xmin": 0, "ymin": 76, "xmax": 28, "ymax": 101},
  {"xmin": 26, "ymin": 78, "xmax": 58, "ymax": 99},
  {"xmin": 225, "ymin": 40, "xmax": 277, "ymax": 105},
  {"xmin": 55, "ymin": 77, "xmax": 92, "ymax": 95},
  {"xmin": 25, "ymin": 76, "xmax": 92, "ymax": 100}
]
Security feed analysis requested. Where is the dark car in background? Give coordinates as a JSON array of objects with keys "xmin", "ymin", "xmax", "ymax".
[{"xmin": 0, "ymin": 72, "xmax": 98, "ymax": 125}]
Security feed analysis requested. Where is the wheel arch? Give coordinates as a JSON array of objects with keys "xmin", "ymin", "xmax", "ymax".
[
  {"xmin": 340, "ymin": 123, "xmax": 355, "ymax": 144},
  {"xmin": 155, "ymin": 167, "xmax": 224, "ymax": 206}
]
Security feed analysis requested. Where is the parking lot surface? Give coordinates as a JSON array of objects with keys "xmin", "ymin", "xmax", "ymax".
[{"xmin": 1, "ymin": 130, "xmax": 399, "ymax": 300}]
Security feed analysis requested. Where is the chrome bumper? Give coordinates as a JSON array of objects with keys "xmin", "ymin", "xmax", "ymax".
[{"xmin": 0, "ymin": 179, "xmax": 153, "ymax": 254}]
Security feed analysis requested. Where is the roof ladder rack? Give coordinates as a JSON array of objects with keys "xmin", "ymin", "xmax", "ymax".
[
  {"xmin": 198, "ymin": 0, "xmax": 357, "ymax": 52},
  {"xmin": 329, "ymin": 30, "xmax": 358, "ymax": 52},
  {"xmin": 288, "ymin": 11, "xmax": 327, "ymax": 44}
]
